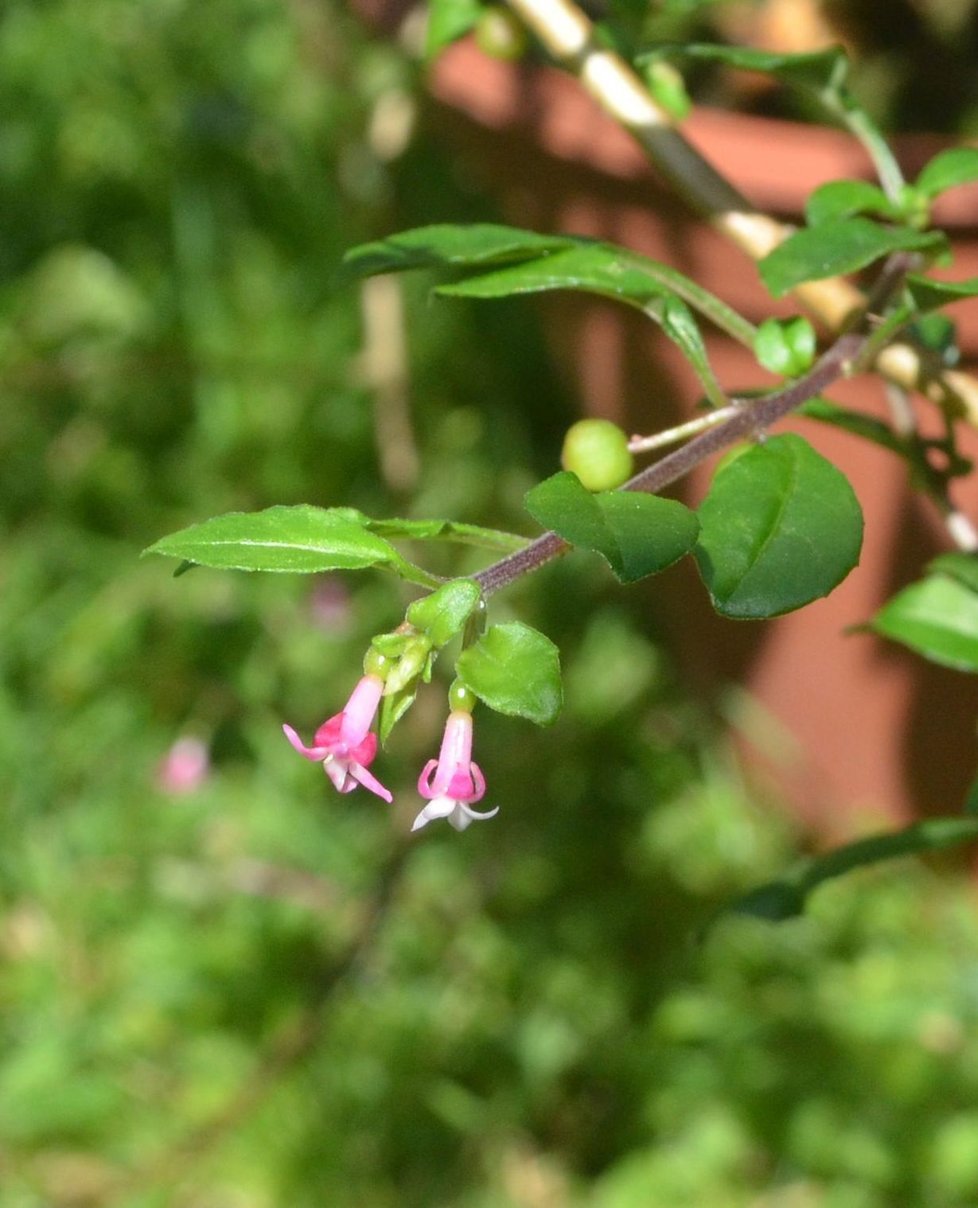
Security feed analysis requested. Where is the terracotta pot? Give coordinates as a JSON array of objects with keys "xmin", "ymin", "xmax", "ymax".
[{"xmin": 425, "ymin": 42, "xmax": 978, "ymax": 830}]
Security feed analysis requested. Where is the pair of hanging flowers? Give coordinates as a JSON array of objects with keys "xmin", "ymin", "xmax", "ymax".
[{"xmin": 283, "ymin": 671, "xmax": 497, "ymax": 833}]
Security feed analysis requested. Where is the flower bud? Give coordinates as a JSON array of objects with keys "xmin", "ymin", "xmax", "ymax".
[{"xmin": 561, "ymin": 418, "xmax": 634, "ymax": 491}]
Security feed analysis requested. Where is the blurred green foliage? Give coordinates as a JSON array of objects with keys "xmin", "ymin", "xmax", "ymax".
[{"xmin": 4, "ymin": 1, "xmax": 978, "ymax": 1205}]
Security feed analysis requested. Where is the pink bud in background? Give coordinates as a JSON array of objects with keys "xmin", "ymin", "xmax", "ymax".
[{"xmin": 157, "ymin": 736, "xmax": 210, "ymax": 795}]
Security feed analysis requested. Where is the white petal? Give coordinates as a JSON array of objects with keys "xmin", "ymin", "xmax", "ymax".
[
  {"xmin": 457, "ymin": 804, "xmax": 498, "ymax": 828},
  {"xmin": 411, "ymin": 796, "xmax": 455, "ymax": 832}
]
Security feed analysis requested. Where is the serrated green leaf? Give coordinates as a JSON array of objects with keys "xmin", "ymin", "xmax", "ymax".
[
  {"xmin": 694, "ymin": 434, "xmax": 863, "ymax": 618},
  {"xmin": 144, "ymin": 505, "xmax": 435, "ymax": 584},
  {"xmin": 729, "ymin": 817, "xmax": 978, "ymax": 922},
  {"xmin": 805, "ymin": 179, "xmax": 897, "ymax": 226},
  {"xmin": 456, "ymin": 622, "xmax": 562, "ymax": 725},
  {"xmin": 640, "ymin": 43, "xmax": 851, "ymax": 96},
  {"xmin": 869, "ymin": 573, "xmax": 978, "ymax": 671},
  {"xmin": 905, "ymin": 274, "xmax": 978, "ymax": 313},
  {"xmin": 915, "ymin": 147, "xmax": 978, "ymax": 200},
  {"xmin": 759, "ymin": 218, "xmax": 947, "ymax": 296},
  {"xmin": 525, "ymin": 471, "xmax": 699, "ymax": 583},
  {"xmin": 341, "ymin": 224, "xmax": 576, "ymax": 280},
  {"xmin": 425, "ymin": 0, "xmax": 482, "ymax": 58}
]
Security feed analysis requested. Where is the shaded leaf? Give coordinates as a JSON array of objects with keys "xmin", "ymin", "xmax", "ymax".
[
  {"xmin": 694, "ymin": 434, "xmax": 863, "ymax": 618},
  {"xmin": 456, "ymin": 622, "xmax": 562, "ymax": 725},
  {"xmin": 798, "ymin": 397, "xmax": 905, "ymax": 455},
  {"xmin": 525, "ymin": 471, "xmax": 699, "ymax": 584},
  {"xmin": 640, "ymin": 43, "xmax": 851, "ymax": 98},
  {"xmin": 905, "ymin": 274, "xmax": 978, "ymax": 314},
  {"xmin": 439, "ymin": 245, "xmax": 721, "ymax": 398}
]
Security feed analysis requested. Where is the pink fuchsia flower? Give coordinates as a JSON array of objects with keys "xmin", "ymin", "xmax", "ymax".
[
  {"xmin": 413, "ymin": 709, "xmax": 497, "ymax": 832},
  {"xmin": 283, "ymin": 674, "xmax": 392, "ymax": 802}
]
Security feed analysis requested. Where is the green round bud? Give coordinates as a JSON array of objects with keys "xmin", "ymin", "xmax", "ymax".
[
  {"xmin": 560, "ymin": 418, "xmax": 634, "ymax": 492},
  {"xmin": 363, "ymin": 646, "xmax": 393, "ymax": 679},
  {"xmin": 474, "ymin": 7, "xmax": 528, "ymax": 61},
  {"xmin": 448, "ymin": 678, "xmax": 477, "ymax": 714}
]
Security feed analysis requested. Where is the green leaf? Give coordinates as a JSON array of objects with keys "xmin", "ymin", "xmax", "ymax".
[
  {"xmin": 364, "ymin": 516, "xmax": 527, "ymax": 554},
  {"xmin": 456, "ymin": 622, "xmax": 562, "ymax": 725},
  {"xmin": 729, "ymin": 817, "xmax": 978, "ymax": 922},
  {"xmin": 905, "ymin": 274, "xmax": 978, "ymax": 313},
  {"xmin": 525, "ymin": 471, "xmax": 699, "ymax": 584},
  {"xmin": 341, "ymin": 224, "xmax": 576, "ymax": 280},
  {"xmin": 406, "ymin": 579, "xmax": 482, "ymax": 647},
  {"xmin": 915, "ymin": 147, "xmax": 978, "ymax": 200},
  {"xmin": 929, "ymin": 551, "xmax": 978, "ymax": 593},
  {"xmin": 798, "ymin": 397, "xmax": 905, "ymax": 455},
  {"xmin": 758, "ymin": 218, "xmax": 947, "ymax": 296},
  {"xmin": 805, "ymin": 179, "xmax": 898, "ymax": 226},
  {"xmin": 144, "ymin": 505, "xmax": 435, "ymax": 584},
  {"xmin": 640, "ymin": 43, "xmax": 851, "ymax": 98},
  {"xmin": 869, "ymin": 572, "xmax": 978, "ymax": 671},
  {"xmin": 426, "ymin": 0, "xmax": 482, "ymax": 58},
  {"xmin": 694, "ymin": 434, "xmax": 863, "ymax": 618},
  {"xmin": 439, "ymin": 245, "xmax": 723, "ymax": 402},
  {"xmin": 346, "ymin": 224, "xmax": 756, "ymax": 348}
]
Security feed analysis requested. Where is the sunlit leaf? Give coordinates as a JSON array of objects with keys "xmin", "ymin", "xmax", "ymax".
[
  {"xmin": 805, "ymin": 179, "xmax": 898, "ymax": 226},
  {"xmin": 406, "ymin": 579, "xmax": 482, "ymax": 647},
  {"xmin": 144, "ymin": 505, "xmax": 434, "ymax": 584},
  {"xmin": 869, "ymin": 572, "xmax": 978, "ymax": 671},
  {"xmin": 341, "ymin": 224, "xmax": 576, "ymax": 279},
  {"xmin": 456, "ymin": 622, "xmax": 562, "ymax": 725},
  {"xmin": 914, "ymin": 147, "xmax": 978, "ymax": 200},
  {"xmin": 694, "ymin": 434, "xmax": 863, "ymax": 618},
  {"xmin": 426, "ymin": 0, "xmax": 482, "ymax": 58},
  {"xmin": 759, "ymin": 218, "xmax": 947, "ymax": 296}
]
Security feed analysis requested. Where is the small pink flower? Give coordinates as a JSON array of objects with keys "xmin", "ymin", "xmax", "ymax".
[
  {"xmin": 283, "ymin": 674, "xmax": 392, "ymax": 802},
  {"xmin": 413, "ymin": 710, "xmax": 497, "ymax": 832},
  {"xmin": 157, "ymin": 736, "xmax": 210, "ymax": 795}
]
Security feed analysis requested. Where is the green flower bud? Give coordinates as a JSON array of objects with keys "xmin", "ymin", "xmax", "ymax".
[{"xmin": 561, "ymin": 418, "xmax": 634, "ymax": 492}]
